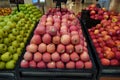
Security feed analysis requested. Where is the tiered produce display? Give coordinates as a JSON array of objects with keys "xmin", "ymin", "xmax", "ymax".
[
  {"xmin": 82, "ymin": 4, "xmax": 120, "ymax": 66},
  {"xmin": 20, "ymin": 8, "xmax": 93, "ymax": 69},
  {"xmin": 0, "ymin": 8, "xmax": 12, "ymax": 16},
  {"xmin": 0, "ymin": 5, "xmax": 42, "ymax": 70}
]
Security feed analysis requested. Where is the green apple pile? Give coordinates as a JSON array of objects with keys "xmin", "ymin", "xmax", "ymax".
[
  {"xmin": 12, "ymin": 4, "xmax": 42, "ymax": 23},
  {"xmin": 0, "ymin": 12, "xmax": 35, "ymax": 70}
]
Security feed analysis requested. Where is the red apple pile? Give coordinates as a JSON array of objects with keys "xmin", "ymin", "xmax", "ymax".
[
  {"xmin": 20, "ymin": 8, "xmax": 93, "ymax": 69},
  {"xmin": 85, "ymin": 4, "xmax": 118, "ymax": 20},
  {"xmin": 88, "ymin": 17, "xmax": 120, "ymax": 66}
]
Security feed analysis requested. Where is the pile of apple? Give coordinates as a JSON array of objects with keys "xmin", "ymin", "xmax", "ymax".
[
  {"xmin": 0, "ymin": 8, "xmax": 12, "ymax": 16},
  {"xmin": 85, "ymin": 4, "xmax": 118, "ymax": 20},
  {"xmin": 20, "ymin": 8, "xmax": 93, "ymax": 69},
  {"xmin": 12, "ymin": 4, "xmax": 42, "ymax": 23},
  {"xmin": 88, "ymin": 17, "xmax": 120, "ymax": 66},
  {"xmin": 0, "ymin": 12, "xmax": 35, "ymax": 69}
]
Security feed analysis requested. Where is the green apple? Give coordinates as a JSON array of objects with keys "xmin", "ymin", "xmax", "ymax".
[
  {"xmin": 20, "ymin": 42, "xmax": 25, "ymax": 48},
  {"xmin": 17, "ymin": 12, "xmax": 24, "ymax": 18},
  {"xmin": 17, "ymin": 48, "xmax": 22, "ymax": 56},
  {"xmin": 13, "ymin": 53, "xmax": 19, "ymax": 61},
  {"xmin": 1, "ymin": 52, "xmax": 12, "ymax": 62},
  {"xmin": 21, "ymin": 26, "xmax": 26, "ymax": 30},
  {"xmin": 16, "ymin": 35, "xmax": 23, "ymax": 42},
  {"xmin": 12, "ymin": 41, "xmax": 19, "ymax": 48},
  {"xmin": 25, "ymin": 14, "xmax": 29, "ymax": 18},
  {"xmin": 0, "ymin": 22, "xmax": 6, "ymax": 27},
  {"xmin": 3, "ymin": 29, "xmax": 8, "ymax": 37},
  {"xmin": 8, "ymin": 46, "xmax": 16, "ymax": 54},
  {"xmin": 0, "ymin": 16, "xmax": 3, "ymax": 21},
  {"xmin": 20, "ymin": 30, "xmax": 24, "ymax": 36},
  {"xmin": 7, "ymin": 21, "xmax": 16, "ymax": 29},
  {"xmin": 30, "ymin": 14, "xmax": 34, "ymax": 18},
  {"xmin": 3, "ymin": 25, "xmax": 11, "ymax": 33},
  {"xmin": 17, "ymin": 21, "xmax": 24, "ymax": 27},
  {"xmin": 6, "ymin": 60, "xmax": 15, "ymax": 69},
  {"xmin": 11, "ymin": 15, "xmax": 19, "ymax": 22},
  {"xmin": 12, "ymin": 29, "xmax": 19, "ymax": 36},
  {"xmin": 24, "ymin": 38, "xmax": 27, "ymax": 43},
  {"xmin": 0, "ymin": 44, "xmax": 7, "ymax": 54},
  {"xmin": 0, "ymin": 61, "xmax": 5, "ymax": 69},
  {"xmin": 20, "ymin": 18, "xmax": 25, "ymax": 23},
  {"xmin": 0, "ymin": 36, "xmax": 3, "ymax": 43},
  {"xmin": 0, "ymin": 29, "xmax": 4, "ymax": 37},
  {"xmin": 24, "ymin": 24, "xmax": 29, "ymax": 30},
  {"xmin": 8, "ymin": 34, "xmax": 15, "ymax": 41},
  {"xmin": 4, "ymin": 17, "xmax": 11, "ymax": 23},
  {"xmin": 4, "ymin": 38, "xmax": 11, "ymax": 46}
]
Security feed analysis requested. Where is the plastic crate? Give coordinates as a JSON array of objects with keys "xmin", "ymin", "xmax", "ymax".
[
  {"xmin": 0, "ymin": 22, "xmax": 38, "ymax": 79},
  {"xmin": 80, "ymin": 18, "xmax": 120, "ymax": 80},
  {"xmin": 17, "ymin": 22, "xmax": 97, "ymax": 80}
]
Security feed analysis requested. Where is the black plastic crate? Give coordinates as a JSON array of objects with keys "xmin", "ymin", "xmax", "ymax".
[
  {"xmin": 0, "ymin": 22, "xmax": 38, "ymax": 78},
  {"xmin": 18, "ymin": 77, "xmax": 92, "ymax": 80},
  {"xmin": 80, "ymin": 19, "xmax": 120, "ymax": 79},
  {"xmin": 17, "ymin": 22, "xmax": 97, "ymax": 80},
  {"xmin": 0, "ymin": 76, "xmax": 16, "ymax": 80},
  {"xmin": 81, "ymin": 9, "xmax": 101, "ymax": 29}
]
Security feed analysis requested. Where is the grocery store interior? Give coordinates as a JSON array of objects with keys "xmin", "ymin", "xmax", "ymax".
[{"xmin": 0, "ymin": 0, "xmax": 120, "ymax": 80}]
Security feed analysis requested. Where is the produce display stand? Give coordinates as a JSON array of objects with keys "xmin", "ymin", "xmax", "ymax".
[
  {"xmin": 80, "ymin": 9, "xmax": 120, "ymax": 80},
  {"xmin": 0, "ymin": 78, "xmax": 16, "ymax": 80},
  {"xmin": 17, "ymin": 25, "xmax": 97, "ymax": 80},
  {"xmin": 0, "ymin": 69, "xmax": 17, "ymax": 79},
  {"xmin": 0, "ymin": 21, "xmax": 38, "ymax": 80},
  {"xmin": 19, "ymin": 77, "xmax": 92, "ymax": 80}
]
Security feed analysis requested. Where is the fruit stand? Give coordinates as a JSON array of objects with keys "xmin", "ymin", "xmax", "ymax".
[
  {"xmin": 80, "ymin": 4, "xmax": 120, "ymax": 80},
  {"xmin": 0, "ymin": 1, "xmax": 120, "ymax": 80},
  {"xmin": 0, "ymin": 4, "xmax": 42, "ymax": 79},
  {"xmin": 17, "ymin": 8, "xmax": 97, "ymax": 80}
]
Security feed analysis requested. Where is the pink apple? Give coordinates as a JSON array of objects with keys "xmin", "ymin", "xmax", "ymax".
[
  {"xmin": 34, "ymin": 52, "xmax": 42, "ymax": 62},
  {"xmin": 30, "ymin": 35, "xmax": 41, "ymax": 44},
  {"xmin": 26, "ymin": 44, "xmax": 38, "ymax": 53},
  {"xmin": 20, "ymin": 60, "xmax": 29, "ymax": 68},
  {"xmin": 23, "ymin": 51, "xmax": 33, "ymax": 61}
]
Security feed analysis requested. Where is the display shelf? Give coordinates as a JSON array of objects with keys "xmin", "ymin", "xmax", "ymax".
[
  {"xmin": 18, "ymin": 77, "xmax": 92, "ymax": 80},
  {"xmin": 17, "ymin": 21, "xmax": 97, "ymax": 80},
  {"xmin": 80, "ymin": 17, "xmax": 120, "ymax": 80},
  {"xmin": 0, "ymin": 78, "xmax": 15, "ymax": 80}
]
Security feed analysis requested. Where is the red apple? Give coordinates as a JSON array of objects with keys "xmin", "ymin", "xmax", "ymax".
[
  {"xmin": 23, "ymin": 52, "xmax": 33, "ymax": 61},
  {"xmin": 101, "ymin": 58, "xmax": 110, "ymax": 66},
  {"xmin": 47, "ymin": 61, "xmax": 56, "ymax": 68},
  {"xmin": 29, "ymin": 60, "xmax": 36, "ymax": 68},
  {"xmin": 51, "ymin": 52, "xmax": 60, "ymax": 61},
  {"xmin": 20, "ymin": 60, "xmax": 29, "ymax": 68},
  {"xmin": 56, "ymin": 61, "xmax": 65, "ymax": 68},
  {"xmin": 70, "ymin": 52, "xmax": 79, "ymax": 61},
  {"xmin": 37, "ymin": 61, "xmax": 46, "ymax": 68},
  {"xmin": 34, "ymin": 52, "xmax": 42, "ymax": 62},
  {"xmin": 42, "ymin": 52, "xmax": 51, "ymax": 62},
  {"xmin": 61, "ymin": 53, "xmax": 70, "ymax": 63},
  {"xmin": 66, "ymin": 61, "xmax": 75, "ymax": 69}
]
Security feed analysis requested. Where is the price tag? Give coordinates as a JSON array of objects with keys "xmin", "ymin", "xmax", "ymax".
[{"xmin": 39, "ymin": 0, "xmax": 45, "ymax": 3}]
